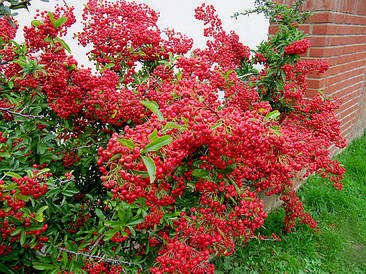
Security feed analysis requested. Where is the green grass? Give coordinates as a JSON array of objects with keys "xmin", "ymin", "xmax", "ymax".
[{"xmin": 214, "ymin": 132, "xmax": 366, "ymax": 273}]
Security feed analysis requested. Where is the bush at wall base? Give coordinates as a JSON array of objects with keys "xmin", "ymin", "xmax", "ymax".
[{"xmin": 0, "ymin": 0, "xmax": 345, "ymax": 272}]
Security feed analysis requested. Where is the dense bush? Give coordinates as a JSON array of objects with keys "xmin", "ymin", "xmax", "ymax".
[{"xmin": 0, "ymin": 0, "xmax": 345, "ymax": 272}]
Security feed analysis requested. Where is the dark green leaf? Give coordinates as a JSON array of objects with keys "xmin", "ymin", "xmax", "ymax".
[
  {"xmin": 140, "ymin": 100, "xmax": 164, "ymax": 121},
  {"xmin": 10, "ymin": 227, "xmax": 22, "ymax": 237},
  {"xmin": 95, "ymin": 208, "xmax": 105, "ymax": 220},
  {"xmin": 20, "ymin": 230, "xmax": 26, "ymax": 246},
  {"xmin": 48, "ymin": 11, "xmax": 56, "ymax": 24},
  {"xmin": 0, "ymin": 263, "xmax": 16, "ymax": 274},
  {"xmin": 163, "ymin": 122, "xmax": 187, "ymax": 131},
  {"xmin": 128, "ymin": 218, "xmax": 144, "ymax": 226},
  {"xmin": 54, "ymin": 17, "xmax": 67, "ymax": 28},
  {"xmin": 33, "ymin": 263, "xmax": 55, "ymax": 270},
  {"xmin": 37, "ymin": 142, "xmax": 47, "ymax": 154},
  {"xmin": 117, "ymin": 138, "xmax": 135, "ymax": 150},
  {"xmin": 104, "ymin": 228, "xmax": 119, "ymax": 241},
  {"xmin": 141, "ymin": 135, "xmax": 172, "ymax": 153},
  {"xmin": 54, "ymin": 37, "xmax": 70, "ymax": 53},
  {"xmin": 141, "ymin": 156, "xmax": 156, "ymax": 183},
  {"xmin": 101, "ymin": 63, "xmax": 115, "ymax": 72},
  {"xmin": 191, "ymin": 169, "xmax": 210, "ymax": 178}
]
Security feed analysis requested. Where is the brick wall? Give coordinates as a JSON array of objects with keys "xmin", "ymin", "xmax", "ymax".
[{"xmin": 269, "ymin": 0, "xmax": 366, "ymax": 144}]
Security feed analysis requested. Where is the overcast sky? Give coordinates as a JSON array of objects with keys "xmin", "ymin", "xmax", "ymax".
[{"xmin": 15, "ymin": 0, "xmax": 269, "ymax": 69}]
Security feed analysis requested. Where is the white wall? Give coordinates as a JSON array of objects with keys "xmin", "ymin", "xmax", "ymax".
[{"xmin": 15, "ymin": 0, "xmax": 269, "ymax": 69}]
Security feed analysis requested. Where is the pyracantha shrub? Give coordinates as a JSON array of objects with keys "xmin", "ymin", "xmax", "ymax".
[{"xmin": 0, "ymin": 0, "xmax": 346, "ymax": 272}]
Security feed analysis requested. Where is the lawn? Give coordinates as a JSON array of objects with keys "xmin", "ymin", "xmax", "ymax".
[{"xmin": 214, "ymin": 132, "xmax": 366, "ymax": 273}]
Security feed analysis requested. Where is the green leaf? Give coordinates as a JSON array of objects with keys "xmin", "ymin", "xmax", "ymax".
[
  {"xmin": 266, "ymin": 110, "xmax": 281, "ymax": 120},
  {"xmin": 37, "ymin": 142, "xmax": 47, "ymax": 154},
  {"xmin": 14, "ymin": 60, "xmax": 29, "ymax": 68},
  {"xmin": 141, "ymin": 156, "xmax": 156, "ymax": 183},
  {"xmin": 62, "ymin": 189, "xmax": 79, "ymax": 197},
  {"xmin": 132, "ymin": 170, "xmax": 149, "ymax": 177},
  {"xmin": 141, "ymin": 135, "xmax": 172, "ymax": 153},
  {"xmin": 148, "ymin": 129, "xmax": 158, "ymax": 140},
  {"xmin": 10, "ymin": 227, "xmax": 22, "ymax": 237},
  {"xmin": 211, "ymin": 122, "xmax": 222, "ymax": 130},
  {"xmin": 20, "ymin": 230, "xmax": 26, "ymax": 246},
  {"xmin": 128, "ymin": 225, "xmax": 136, "ymax": 237},
  {"xmin": 110, "ymin": 153, "xmax": 122, "ymax": 161},
  {"xmin": 33, "ymin": 263, "xmax": 56, "ymax": 271},
  {"xmin": 31, "ymin": 20, "xmax": 42, "ymax": 27},
  {"xmin": 37, "ymin": 205, "xmax": 48, "ymax": 214},
  {"xmin": 7, "ymin": 81, "xmax": 13, "ymax": 89},
  {"xmin": 54, "ymin": 17, "xmax": 67, "ymax": 28},
  {"xmin": 192, "ymin": 169, "xmax": 210, "ymax": 178},
  {"xmin": 37, "ymin": 168, "xmax": 50, "ymax": 175},
  {"xmin": 16, "ymin": 195, "xmax": 29, "ymax": 202},
  {"xmin": 34, "ymin": 215, "xmax": 44, "ymax": 222},
  {"xmin": 163, "ymin": 122, "xmax": 187, "ymax": 131},
  {"xmin": 101, "ymin": 63, "xmax": 115, "ymax": 72},
  {"xmin": 128, "ymin": 218, "xmax": 144, "ymax": 226},
  {"xmin": 140, "ymin": 100, "xmax": 164, "ymax": 121},
  {"xmin": 8, "ymin": 216, "xmax": 21, "ymax": 225},
  {"xmin": 117, "ymin": 138, "xmax": 135, "ymax": 150},
  {"xmin": 0, "ymin": 263, "xmax": 16, "ymax": 274},
  {"xmin": 4, "ymin": 171, "xmax": 21, "ymax": 178},
  {"xmin": 104, "ymin": 228, "xmax": 119, "ymax": 241},
  {"xmin": 54, "ymin": 37, "xmax": 70, "ymax": 53},
  {"xmin": 48, "ymin": 11, "xmax": 56, "ymax": 24},
  {"xmin": 95, "ymin": 208, "xmax": 105, "ymax": 220}
]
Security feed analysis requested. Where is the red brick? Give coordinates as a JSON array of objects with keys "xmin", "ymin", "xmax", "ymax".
[
  {"xmin": 308, "ymin": 12, "xmax": 334, "ymax": 23},
  {"xmin": 298, "ymin": 24, "xmax": 311, "ymax": 34},
  {"xmin": 342, "ymin": 14, "xmax": 366, "ymax": 25},
  {"xmin": 324, "ymin": 75, "xmax": 364, "ymax": 95},
  {"xmin": 341, "ymin": 124, "xmax": 353, "ymax": 138},
  {"xmin": 340, "ymin": 118, "xmax": 354, "ymax": 132},
  {"xmin": 330, "ymin": 77, "xmax": 364, "ymax": 96},
  {"xmin": 328, "ymin": 35, "xmax": 366, "ymax": 47},
  {"xmin": 337, "ymin": 109, "xmax": 358, "ymax": 127},
  {"xmin": 303, "ymin": 0, "xmax": 313, "ymax": 10},
  {"xmin": 324, "ymin": 67, "xmax": 366, "ymax": 86},
  {"xmin": 308, "ymin": 12, "xmax": 366, "ymax": 25},
  {"xmin": 340, "ymin": 0, "xmax": 362, "ymax": 14},
  {"xmin": 337, "ymin": 97, "xmax": 360, "ymax": 113},
  {"xmin": 355, "ymin": 1, "xmax": 366, "ymax": 15},
  {"xmin": 310, "ymin": 44, "xmax": 366, "ymax": 58},
  {"xmin": 312, "ymin": 24, "xmax": 366, "ymax": 35},
  {"xmin": 305, "ymin": 88, "xmax": 320, "ymax": 97},
  {"xmin": 332, "ymin": 82, "xmax": 362, "ymax": 99},
  {"xmin": 307, "ymin": 36, "xmax": 330, "ymax": 47},
  {"xmin": 322, "ymin": 59, "xmax": 365, "ymax": 77},
  {"xmin": 269, "ymin": 25, "xmax": 280, "ymax": 35},
  {"xmin": 314, "ymin": 0, "xmax": 339, "ymax": 11},
  {"xmin": 325, "ymin": 51, "xmax": 366, "ymax": 66}
]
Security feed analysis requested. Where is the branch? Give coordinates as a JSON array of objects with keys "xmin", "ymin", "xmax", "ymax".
[
  {"xmin": 87, "ymin": 211, "xmax": 116, "ymax": 255},
  {"xmin": 56, "ymin": 247, "xmax": 136, "ymax": 267},
  {"xmin": 0, "ymin": 106, "xmax": 43, "ymax": 118}
]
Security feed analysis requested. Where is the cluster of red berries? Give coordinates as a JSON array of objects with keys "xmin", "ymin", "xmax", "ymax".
[
  {"xmin": 0, "ymin": 171, "xmax": 51, "ymax": 255},
  {"xmin": 284, "ymin": 38, "xmax": 311, "ymax": 55}
]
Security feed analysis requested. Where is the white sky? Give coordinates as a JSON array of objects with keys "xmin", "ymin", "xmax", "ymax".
[{"xmin": 15, "ymin": 0, "xmax": 269, "ymax": 69}]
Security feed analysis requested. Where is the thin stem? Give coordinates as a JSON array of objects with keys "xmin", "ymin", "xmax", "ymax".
[
  {"xmin": 0, "ymin": 106, "xmax": 43, "ymax": 118},
  {"xmin": 56, "ymin": 247, "xmax": 135, "ymax": 266}
]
